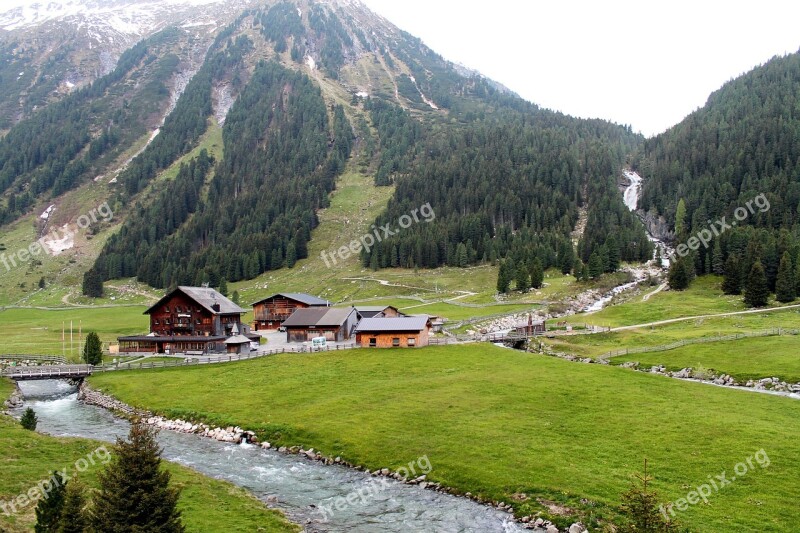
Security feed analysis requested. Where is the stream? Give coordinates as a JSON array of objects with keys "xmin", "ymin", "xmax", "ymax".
[{"xmin": 12, "ymin": 380, "xmax": 530, "ymax": 533}]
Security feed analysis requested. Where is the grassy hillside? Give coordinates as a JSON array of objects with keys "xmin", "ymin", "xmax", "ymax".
[
  {"xmin": 0, "ymin": 380, "xmax": 297, "ymax": 533},
  {"xmin": 89, "ymin": 345, "xmax": 800, "ymax": 531}
]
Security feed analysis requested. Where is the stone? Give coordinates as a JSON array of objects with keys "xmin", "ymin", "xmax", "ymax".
[
  {"xmin": 546, "ymin": 525, "xmax": 559, "ymax": 533},
  {"xmin": 569, "ymin": 523, "xmax": 587, "ymax": 533},
  {"xmin": 381, "ymin": 468, "xmax": 390, "ymax": 476}
]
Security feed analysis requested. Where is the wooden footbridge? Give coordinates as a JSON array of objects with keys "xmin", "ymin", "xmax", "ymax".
[{"xmin": 1, "ymin": 364, "xmax": 92, "ymax": 381}]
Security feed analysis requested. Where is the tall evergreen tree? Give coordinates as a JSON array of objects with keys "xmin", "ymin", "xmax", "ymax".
[
  {"xmin": 515, "ymin": 262, "xmax": 530, "ymax": 292},
  {"xmin": 667, "ymin": 257, "xmax": 692, "ymax": 290},
  {"xmin": 674, "ymin": 198, "xmax": 687, "ymax": 239},
  {"xmin": 606, "ymin": 235, "xmax": 621, "ymax": 272},
  {"xmin": 90, "ymin": 422, "xmax": 184, "ymax": 532},
  {"xmin": 529, "ymin": 258, "xmax": 544, "ymax": 289},
  {"xmin": 775, "ymin": 252, "xmax": 796, "ymax": 303},
  {"xmin": 711, "ymin": 241, "xmax": 725, "ymax": 275},
  {"xmin": 286, "ymin": 241, "xmax": 297, "ymax": 268},
  {"xmin": 744, "ymin": 260, "xmax": 769, "ymax": 308},
  {"xmin": 218, "ymin": 278, "xmax": 228, "ymax": 297},
  {"xmin": 721, "ymin": 255, "xmax": 742, "ymax": 295},
  {"xmin": 35, "ymin": 473, "xmax": 66, "ymax": 533},
  {"xmin": 496, "ymin": 260, "xmax": 511, "ymax": 294},
  {"xmin": 57, "ymin": 479, "xmax": 87, "ymax": 533},
  {"xmin": 83, "ymin": 331, "xmax": 102, "ymax": 366},
  {"xmin": 588, "ymin": 251, "xmax": 603, "ymax": 279},
  {"xmin": 82, "ymin": 269, "xmax": 103, "ymax": 298},
  {"xmin": 20, "ymin": 407, "xmax": 38, "ymax": 431}
]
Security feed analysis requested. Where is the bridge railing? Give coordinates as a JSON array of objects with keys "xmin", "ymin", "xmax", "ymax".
[{"xmin": 1, "ymin": 364, "xmax": 92, "ymax": 378}]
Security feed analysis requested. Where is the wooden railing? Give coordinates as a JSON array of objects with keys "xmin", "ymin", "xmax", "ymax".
[{"xmin": 1, "ymin": 364, "xmax": 92, "ymax": 380}]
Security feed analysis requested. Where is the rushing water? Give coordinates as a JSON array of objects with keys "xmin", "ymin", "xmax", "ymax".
[
  {"xmin": 13, "ymin": 380, "xmax": 531, "ymax": 533},
  {"xmin": 622, "ymin": 170, "xmax": 672, "ymax": 268}
]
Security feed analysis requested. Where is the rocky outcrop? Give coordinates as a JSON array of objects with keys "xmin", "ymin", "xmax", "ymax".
[{"xmin": 3, "ymin": 382, "xmax": 24, "ymax": 409}]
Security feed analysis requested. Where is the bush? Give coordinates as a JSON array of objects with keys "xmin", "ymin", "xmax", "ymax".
[{"xmin": 20, "ymin": 407, "xmax": 38, "ymax": 431}]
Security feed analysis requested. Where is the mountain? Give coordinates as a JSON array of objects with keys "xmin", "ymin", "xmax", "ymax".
[
  {"xmin": 0, "ymin": 0, "xmax": 649, "ymax": 299},
  {"xmin": 632, "ymin": 51, "xmax": 800, "ymax": 291}
]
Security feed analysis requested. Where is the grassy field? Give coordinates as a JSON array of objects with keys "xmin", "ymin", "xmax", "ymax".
[
  {"xmin": 0, "ymin": 380, "xmax": 297, "ymax": 533},
  {"xmin": 89, "ymin": 344, "xmax": 800, "ymax": 531},
  {"xmin": 0, "ymin": 307, "xmax": 147, "ymax": 358},
  {"xmin": 608, "ymin": 335, "xmax": 800, "ymax": 383},
  {"xmin": 569, "ymin": 276, "xmax": 780, "ymax": 328}
]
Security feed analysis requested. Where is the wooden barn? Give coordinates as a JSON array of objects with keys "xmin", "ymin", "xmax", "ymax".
[
  {"xmin": 251, "ymin": 293, "xmax": 330, "ymax": 331},
  {"xmin": 355, "ymin": 305, "xmax": 403, "ymax": 319},
  {"xmin": 118, "ymin": 286, "xmax": 256, "ymax": 354},
  {"xmin": 281, "ymin": 307, "xmax": 358, "ymax": 342},
  {"xmin": 354, "ymin": 316, "xmax": 432, "ymax": 348}
]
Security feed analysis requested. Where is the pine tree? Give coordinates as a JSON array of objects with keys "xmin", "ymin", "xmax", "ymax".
[
  {"xmin": 285, "ymin": 241, "xmax": 297, "ymax": 268},
  {"xmin": 572, "ymin": 259, "xmax": 583, "ymax": 281},
  {"xmin": 57, "ymin": 479, "xmax": 87, "ymax": 533},
  {"xmin": 667, "ymin": 257, "xmax": 692, "ymax": 290},
  {"xmin": 90, "ymin": 423, "xmax": 185, "ymax": 532},
  {"xmin": 606, "ymin": 235, "xmax": 621, "ymax": 272},
  {"xmin": 619, "ymin": 460, "xmax": 679, "ymax": 532},
  {"xmin": 232, "ymin": 290, "xmax": 240, "ymax": 306},
  {"xmin": 83, "ymin": 331, "xmax": 102, "ymax": 366},
  {"xmin": 20, "ymin": 407, "xmax": 38, "ymax": 431},
  {"xmin": 82, "ymin": 269, "xmax": 103, "ymax": 298},
  {"xmin": 496, "ymin": 260, "xmax": 510, "ymax": 293},
  {"xmin": 721, "ymin": 255, "xmax": 742, "ymax": 295},
  {"xmin": 744, "ymin": 260, "xmax": 769, "ymax": 308},
  {"xmin": 711, "ymin": 241, "xmax": 724, "ymax": 275},
  {"xmin": 529, "ymin": 258, "xmax": 544, "ymax": 289},
  {"xmin": 218, "ymin": 278, "xmax": 228, "ymax": 297},
  {"xmin": 35, "ymin": 473, "xmax": 66, "ymax": 532},
  {"xmin": 675, "ymin": 198, "xmax": 687, "ymax": 239},
  {"xmin": 515, "ymin": 262, "xmax": 530, "ymax": 292},
  {"xmin": 588, "ymin": 251, "xmax": 603, "ymax": 279},
  {"xmin": 775, "ymin": 252, "xmax": 796, "ymax": 303}
]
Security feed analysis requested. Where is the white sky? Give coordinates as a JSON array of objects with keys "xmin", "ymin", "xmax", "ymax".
[{"xmin": 361, "ymin": 0, "xmax": 800, "ymax": 136}]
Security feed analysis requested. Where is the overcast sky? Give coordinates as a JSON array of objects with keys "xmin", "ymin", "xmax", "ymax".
[{"xmin": 362, "ymin": 0, "xmax": 800, "ymax": 136}]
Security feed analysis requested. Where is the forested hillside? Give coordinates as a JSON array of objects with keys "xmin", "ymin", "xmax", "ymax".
[{"xmin": 633, "ymin": 51, "xmax": 800, "ymax": 296}]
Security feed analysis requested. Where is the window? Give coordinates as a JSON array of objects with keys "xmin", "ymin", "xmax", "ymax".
[
  {"xmin": 176, "ymin": 306, "xmax": 182, "ymax": 313},
  {"xmin": 164, "ymin": 306, "xmax": 169, "ymax": 313},
  {"xmin": 392, "ymin": 337, "xmax": 400, "ymax": 347},
  {"xmin": 369, "ymin": 338, "xmax": 377, "ymax": 347},
  {"xmin": 154, "ymin": 319, "xmax": 160, "ymax": 325},
  {"xmin": 407, "ymin": 338, "xmax": 416, "ymax": 346}
]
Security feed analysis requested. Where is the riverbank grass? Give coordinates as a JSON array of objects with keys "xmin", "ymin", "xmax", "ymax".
[
  {"xmin": 89, "ymin": 344, "xmax": 800, "ymax": 531},
  {"xmin": 0, "ymin": 380, "xmax": 298, "ymax": 533}
]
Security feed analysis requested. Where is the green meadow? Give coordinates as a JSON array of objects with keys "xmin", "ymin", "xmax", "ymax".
[{"xmin": 88, "ymin": 344, "xmax": 800, "ymax": 531}]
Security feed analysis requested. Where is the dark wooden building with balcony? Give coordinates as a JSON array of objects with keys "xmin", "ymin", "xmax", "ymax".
[
  {"xmin": 118, "ymin": 286, "xmax": 255, "ymax": 354},
  {"xmin": 251, "ymin": 293, "xmax": 330, "ymax": 331}
]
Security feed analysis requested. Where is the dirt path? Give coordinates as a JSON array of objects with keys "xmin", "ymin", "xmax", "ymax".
[
  {"xmin": 610, "ymin": 303, "xmax": 800, "ymax": 332},
  {"xmin": 641, "ymin": 282, "xmax": 667, "ymax": 302}
]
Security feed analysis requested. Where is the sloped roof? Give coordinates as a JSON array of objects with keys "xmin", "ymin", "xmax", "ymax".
[
  {"xmin": 145, "ymin": 286, "xmax": 246, "ymax": 315},
  {"xmin": 354, "ymin": 316, "xmax": 430, "ymax": 333},
  {"xmin": 225, "ymin": 335, "xmax": 253, "ymax": 345},
  {"xmin": 355, "ymin": 305, "xmax": 398, "ymax": 312},
  {"xmin": 251, "ymin": 292, "xmax": 330, "ymax": 307},
  {"xmin": 282, "ymin": 307, "xmax": 356, "ymax": 328}
]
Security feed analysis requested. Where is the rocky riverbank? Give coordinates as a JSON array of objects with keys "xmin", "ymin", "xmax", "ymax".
[
  {"xmin": 77, "ymin": 382, "xmax": 589, "ymax": 531},
  {"xmin": 2, "ymin": 382, "xmax": 24, "ymax": 410}
]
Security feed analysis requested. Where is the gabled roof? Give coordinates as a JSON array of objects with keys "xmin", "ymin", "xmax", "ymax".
[
  {"xmin": 251, "ymin": 292, "xmax": 331, "ymax": 307},
  {"xmin": 145, "ymin": 286, "xmax": 246, "ymax": 316},
  {"xmin": 355, "ymin": 305, "xmax": 399, "ymax": 312},
  {"xmin": 354, "ymin": 316, "xmax": 431, "ymax": 333},
  {"xmin": 282, "ymin": 307, "xmax": 356, "ymax": 328},
  {"xmin": 225, "ymin": 335, "xmax": 253, "ymax": 345}
]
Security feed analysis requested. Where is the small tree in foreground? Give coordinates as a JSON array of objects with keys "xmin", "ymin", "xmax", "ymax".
[
  {"xmin": 34, "ymin": 472, "xmax": 66, "ymax": 532},
  {"xmin": 90, "ymin": 422, "xmax": 184, "ymax": 532},
  {"xmin": 57, "ymin": 479, "xmax": 88, "ymax": 533},
  {"xmin": 619, "ymin": 459, "xmax": 679, "ymax": 532},
  {"xmin": 83, "ymin": 331, "xmax": 103, "ymax": 366},
  {"xmin": 20, "ymin": 407, "xmax": 38, "ymax": 431}
]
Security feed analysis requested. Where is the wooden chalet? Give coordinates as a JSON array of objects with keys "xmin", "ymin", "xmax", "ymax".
[
  {"xmin": 281, "ymin": 307, "xmax": 358, "ymax": 342},
  {"xmin": 118, "ymin": 286, "xmax": 256, "ymax": 354},
  {"xmin": 355, "ymin": 305, "xmax": 403, "ymax": 319},
  {"xmin": 354, "ymin": 316, "xmax": 432, "ymax": 348},
  {"xmin": 251, "ymin": 292, "xmax": 330, "ymax": 331}
]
